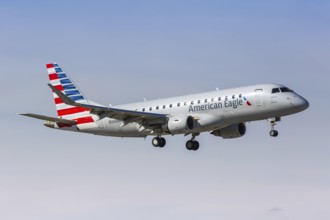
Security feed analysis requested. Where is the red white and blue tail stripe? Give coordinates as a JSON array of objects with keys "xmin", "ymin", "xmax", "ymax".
[{"xmin": 46, "ymin": 63, "xmax": 97, "ymax": 127}]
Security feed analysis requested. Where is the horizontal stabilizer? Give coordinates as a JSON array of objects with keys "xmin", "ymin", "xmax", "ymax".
[{"xmin": 19, "ymin": 113, "xmax": 76, "ymax": 124}]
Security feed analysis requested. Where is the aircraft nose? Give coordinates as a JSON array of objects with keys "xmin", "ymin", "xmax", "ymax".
[{"xmin": 295, "ymin": 95, "xmax": 309, "ymax": 111}]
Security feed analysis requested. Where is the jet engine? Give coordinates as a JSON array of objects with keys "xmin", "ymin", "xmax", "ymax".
[
  {"xmin": 44, "ymin": 121, "xmax": 56, "ymax": 128},
  {"xmin": 165, "ymin": 115, "xmax": 195, "ymax": 134},
  {"xmin": 211, "ymin": 123, "xmax": 246, "ymax": 139}
]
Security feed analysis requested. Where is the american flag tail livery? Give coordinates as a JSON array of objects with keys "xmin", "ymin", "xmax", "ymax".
[{"xmin": 46, "ymin": 63, "xmax": 98, "ymax": 129}]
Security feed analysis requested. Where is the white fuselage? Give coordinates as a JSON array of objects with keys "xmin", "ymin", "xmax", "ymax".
[{"xmin": 73, "ymin": 83, "xmax": 308, "ymax": 137}]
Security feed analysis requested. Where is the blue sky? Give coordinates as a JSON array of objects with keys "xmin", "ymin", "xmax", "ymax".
[{"xmin": 0, "ymin": 1, "xmax": 329, "ymax": 220}]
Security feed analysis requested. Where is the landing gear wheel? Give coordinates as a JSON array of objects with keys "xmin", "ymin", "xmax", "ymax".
[
  {"xmin": 152, "ymin": 137, "xmax": 166, "ymax": 147},
  {"xmin": 152, "ymin": 137, "xmax": 161, "ymax": 147},
  {"xmin": 192, "ymin": 141, "xmax": 199, "ymax": 151},
  {"xmin": 186, "ymin": 140, "xmax": 194, "ymax": 150},
  {"xmin": 159, "ymin": 138, "xmax": 166, "ymax": 148},
  {"xmin": 186, "ymin": 140, "xmax": 200, "ymax": 151},
  {"xmin": 270, "ymin": 130, "xmax": 279, "ymax": 137}
]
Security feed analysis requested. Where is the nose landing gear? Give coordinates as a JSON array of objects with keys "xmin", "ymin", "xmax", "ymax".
[
  {"xmin": 270, "ymin": 129, "xmax": 279, "ymax": 137},
  {"xmin": 268, "ymin": 117, "xmax": 280, "ymax": 137}
]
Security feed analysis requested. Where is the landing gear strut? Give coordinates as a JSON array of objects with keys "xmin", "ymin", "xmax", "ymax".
[
  {"xmin": 186, "ymin": 134, "xmax": 200, "ymax": 151},
  {"xmin": 268, "ymin": 117, "xmax": 280, "ymax": 137},
  {"xmin": 152, "ymin": 136, "xmax": 166, "ymax": 148}
]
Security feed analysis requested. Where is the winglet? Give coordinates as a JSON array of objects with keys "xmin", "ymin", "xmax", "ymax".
[{"xmin": 48, "ymin": 83, "xmax": 77, "ymax": 106}]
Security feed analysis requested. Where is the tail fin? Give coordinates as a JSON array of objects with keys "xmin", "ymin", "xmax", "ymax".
[{"xmin": 46, "ymin": 63, "xmax": 92, "ymax": 120}]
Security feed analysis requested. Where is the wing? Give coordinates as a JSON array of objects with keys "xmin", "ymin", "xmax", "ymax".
[
  {"xmin": 48, "ymin": 84, "xmax": 168, "ymax": 129},
  {"xmin": 19, "ymin": 113, "xmax": 76, "ymax": 124}
]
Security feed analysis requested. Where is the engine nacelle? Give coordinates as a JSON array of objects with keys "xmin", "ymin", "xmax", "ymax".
[
  {"xmin": 211, "ymin": 123, "xmax": 246, "ymax": 139},
  {"xmin": 165, "ymin": 115, "xmax": 195, "ymax": 134},
  {"xmin": 44, "ymin": 121, "xmax": 56, "ymax": 128}
]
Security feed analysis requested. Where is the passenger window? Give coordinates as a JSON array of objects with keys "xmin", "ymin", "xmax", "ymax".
[
  {"xmin": 218, "ymin": 97, "xmax": 221, "ymax": 101},
  {"xmin": 232, "ymin": 95, "xmax": 235, "ymax": 99},
  {"xmin": 239, "ymin": 94, "xmax": 242, "ymax": 98},
  {"xmin": 163, "ymin": 105, "xmax": 166, "ymax": 109},
  {"xmin": 156, "ymin": 106, "xmax": 159, "ymax": 110},
  {"xmin": 149, "ymin": 107, "xmax": 152, "ymax": 111},
  {"xmin": 177, "ymin": 103, "xmax": 180, "ymax": 107},
  {"xmin": 169, "ymin": 104, "xmax": 172, "ymax": 108},
  {"xmin": 142, "ymin": 108, "xmax": 145, "ymax": 112},
  {"xmin": 204, "ymin": 99, "xmax": 208, "ymax": 103},
  {"xmin": 184, "ymin": 102, "xmax": 187, "ymax": 106},
  {"xmin": 272, "ymin": 88, "xmax": 280, "ymax": 93},
  {"xmin": 191, "ymin": 101, "xmax": 194, "ymax": 105},
  {"xmin": 225, "ymin": 96, "xmax": 228, "ymax": 100},
  {"xmin": 198, "ymin": 100, "xmax": 201, "ymax": 104},
  {"xmin": 211, "ymin": 98, "xmax": 214, "ymax": 102}
]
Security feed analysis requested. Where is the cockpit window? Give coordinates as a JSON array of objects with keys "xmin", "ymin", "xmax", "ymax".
[
  {"xmin": 272, "ymin": 88, "xmax": 280, "ymax": 93},
  {"xmin": 280, "ymin": 87, "xmax": 293, "ymax": 93}
]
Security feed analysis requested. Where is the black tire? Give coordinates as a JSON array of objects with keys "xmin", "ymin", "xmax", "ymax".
[
  {"xmin": 186, "ymin": 140, "xmax": 194, "ymax": 150},
  {"xmin": 193, "ymin": 141, "xmax": 199, "ymax": 151},
  {"xmin": 270, "ymin": 130, "xmax": 279, "ymax": 137},
  {"xmin": 159, "ymin": 138, "xmax": 166, "ymax": 148},
  {"xmin": 152, "ymin": 137, "xmax": 160, "ymax": 147}
]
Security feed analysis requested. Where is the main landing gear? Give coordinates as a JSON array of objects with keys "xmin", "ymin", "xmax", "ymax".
[
  {"xmin": 151, "ymin": 134, "xmax": 200, "ymax": 151},
  {"xmin": 152, "ymin": 136, "xmax": 166, "ymax": 148},
  {"xmin": 269, "ymin": 117, "xmax": 280, "ymax": 137},
  {"xmin": 186, "ymin": 134, "xmax": 199, "ymax": 151}
]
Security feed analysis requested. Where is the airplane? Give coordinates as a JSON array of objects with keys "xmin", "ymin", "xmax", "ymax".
[{"xmin": 21, "ymin": 63, "xmax": 309, "ymax": 151}]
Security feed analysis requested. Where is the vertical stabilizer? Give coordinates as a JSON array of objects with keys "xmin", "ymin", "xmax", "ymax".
[{"xmin": 46, "ymin": 63, "xmax": 97, "ymax": 128}]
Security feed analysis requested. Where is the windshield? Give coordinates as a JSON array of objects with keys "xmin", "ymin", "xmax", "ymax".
[
  {"xmin": 280, "ymin": 87, "xmax": 293, "ymax": 93},
  {"xmin": 271, "ymin": 88, "xmax": 280, "ymax": 93}
]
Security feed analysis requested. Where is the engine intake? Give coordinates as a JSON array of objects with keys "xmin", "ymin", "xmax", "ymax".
[{"xmin": 211, "ymin": 123, "xmax": 246, "ymax": 139}]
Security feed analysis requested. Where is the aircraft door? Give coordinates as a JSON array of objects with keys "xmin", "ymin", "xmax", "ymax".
[{"xmin": 254, "ymin": 89, "xmax": 264, "ymax": 106}]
